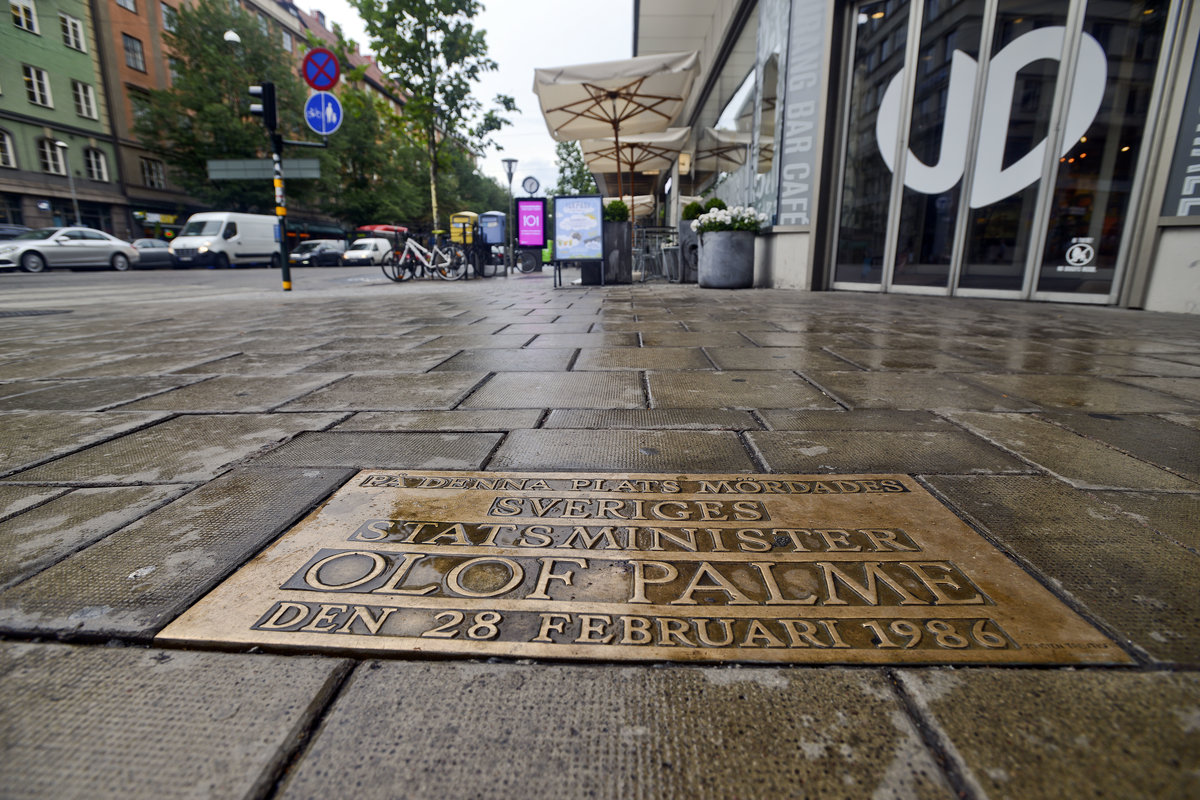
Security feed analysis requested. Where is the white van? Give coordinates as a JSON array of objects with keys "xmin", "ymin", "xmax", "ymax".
[{"xmin": 170, "ymin": 212, "xmax": 280, "ymax": 268}]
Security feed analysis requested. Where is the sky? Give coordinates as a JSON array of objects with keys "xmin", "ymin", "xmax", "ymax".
[{"xmin": 314, "ymin": 0, "xmax": 635, "ymax": 195}]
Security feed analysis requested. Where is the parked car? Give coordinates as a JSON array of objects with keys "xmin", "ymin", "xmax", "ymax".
[
  {"xmin": 288, "ymin": 239, "xmax": 346, "ymax": 267},
  {"xmin": 131, "ymin": 238, "xmax": 175, "ymax": 269},
  {"xmin": 0, "ymin": 227, "xmax": 139, "ymax": 273},
  {"xmin": 169, "ymin": 211, "xmax": 279, "ymax": 268},
  {"xmin": 0, "ymin": 224, "xmax": 31, "ymax": 240},
  {"xmin": 341, "ymin": 237, "xmax": 394, "ymax": 266}
]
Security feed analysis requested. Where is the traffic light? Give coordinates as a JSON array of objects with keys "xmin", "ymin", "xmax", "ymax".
[{"xmin": 248, "ymin": 82, "xmax": 277, "ymax": 131}]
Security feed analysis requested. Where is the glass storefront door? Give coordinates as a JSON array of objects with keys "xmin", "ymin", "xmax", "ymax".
[{"xmin": 831, "ymin": 0, "xmax": 1169, "ymax": 302}]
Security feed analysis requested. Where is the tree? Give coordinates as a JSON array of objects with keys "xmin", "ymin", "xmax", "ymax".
[
  {"xmin": 550, "ymin": 141, "xmax": 596, "ymax": 196},
  {"xmin": 350, "ymin": 0, "xmax": 516, "ymax": 228},
  {"xmin": 133, "ymin": 0, "xmax": 308, "ymax": 211}
]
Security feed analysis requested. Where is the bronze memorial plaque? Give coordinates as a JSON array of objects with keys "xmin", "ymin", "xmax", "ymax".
[{"xmin": 158, "ymin": 471, "xmax": 1131, "ymax": 664}]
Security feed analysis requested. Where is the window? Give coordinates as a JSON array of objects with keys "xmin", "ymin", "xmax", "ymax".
[
  {"xmin": 140, "ymin": 157, "xmax": 165, "ymax": 188},
  {"xmin": 256, "ymin": 12, "xmax": 267, "ymax": 34},
  {"xmin": 123, "ymin": 33, "xmax": 146, "ymax": 71},
  {"xmin": 116, "ymin": 0, "xmax": 136, "ymax": 11},
  {"xmin": 72, "ymin": 80, "xmax": 97, "ymax": 118},
  {"xmin": 38, "ymin": 139, "xmax": 65, "ymax": 175},
  {"xmin": 167, "ymin": 56, "xmax": 182, "ymax": 82},
  {"xmin": 281, "ymin": 29, "xmax": 292, "ymax": 52},
  {"xmin": 85, "ymin": 148, "xmax": 108, "ymax": 181},
  {"xmin": 11, "ymin": 0, "xmax": 37, "ymax": 32},
  {"xmin": 60, "ymin": 12, "xmax": 85, "ymax": 50},
  {"xmin": 129, "ymin": 87, "xmax": 151, "ymax": 123},
  {"xmin": 160, "ymin": 2, "xmax": 175, "ymax": 31},
  {"xmin": 0, "ymin": 130, "xmax": 15, "ymax": 168},
  {"xmin": 22, "ymin": 65, "xmax": 52, "ymax": 107}
]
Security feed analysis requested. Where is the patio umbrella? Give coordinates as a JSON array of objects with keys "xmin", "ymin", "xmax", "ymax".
[
  {"xmin": 693, "ymin": 127, "xmax": 752, "ymax": 175},
  {"xmin": 603, "ymin": 194, "xmax": 657, "ymax": 220},
  {"xmin": 534, "ymin": 51, "xmax": 699, "ymax": 198},
  {"xmin": 580, "ymin": 127, "xmax": 690, "ymax": 187}
]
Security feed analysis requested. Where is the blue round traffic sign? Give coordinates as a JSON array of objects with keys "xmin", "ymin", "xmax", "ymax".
[
  {"xmin": 302, "ymin": 48, "xmax": 340, "ymax": 91},
  {"xmin": 304, "ymin": 91, "xmax": 343, "ymax": 135}
]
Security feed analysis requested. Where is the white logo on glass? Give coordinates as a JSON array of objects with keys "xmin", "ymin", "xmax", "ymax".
[
  {"xmin": 1065, "ymin": 243, "xmax": 1094, "ymax": 265},
  {"xmin": 875, "ymin": 27, "xmax": 1107, "ymax": 208}
]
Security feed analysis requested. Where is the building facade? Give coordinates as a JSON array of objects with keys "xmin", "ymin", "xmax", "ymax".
[
  {"xmin": 2, "ymin": 0, "xmax": 126, "ymax": 232},
  {"xmin": 640, "ymin": 0, "xmax": 1200, "ymax": 312},
  {"xmin": 3, "ymin": 0, "xmax": 404, "ymax": 241}
]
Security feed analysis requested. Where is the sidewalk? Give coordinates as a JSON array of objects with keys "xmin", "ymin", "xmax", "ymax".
[{"xmin": 1, "ymin": 271, "xmax": 1198, "ymax": 799}]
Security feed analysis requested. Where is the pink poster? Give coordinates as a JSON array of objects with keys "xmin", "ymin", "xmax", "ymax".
[{"xmin": 517, "ymin": 199, "xmax": 545, "ymax": 247}]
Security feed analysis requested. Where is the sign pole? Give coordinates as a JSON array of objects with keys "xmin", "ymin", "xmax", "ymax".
[{"xmin": 272, "ymin": 133, "xmax": 290, "ymax": 291}]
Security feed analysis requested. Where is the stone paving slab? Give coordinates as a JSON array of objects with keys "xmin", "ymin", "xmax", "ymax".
[
  {"xmin": 1091, "ymin": 491, "xmax": 1200, "ymax": 552},
  {"xmin": 279, "ymin": 373, "xmax": 487, "ymax": 411},
  {"xmin": 498, "ymin": 321, "xmax": 596, "ymax": 334},
  {"xmin": 646, "ymin": 370, "xmax": 841, "ymax": 410},
  {"xmin": 49, "ymin": 352, "xmax": 240, "ymax": 378},
  {"xmin": 0, "ymin": 376, "xmax": 201, "ymax": 411},
  {"xmin": 1038, "ymin": 411, "xmax": 1200, "ymax": 480},
  {"xmin": 1112, "ymin": 375, "xmax": 1200, "ymax": 403},
  {"xmin": 543, "ymin": 408, "xmax": 758, "ymax": 429},
  {"xmin": 249, "ymin": 431, "xmax": 503, "ymax": 469},
  {"xmin": 412, "ymin": 333, "xmax": 536, "ymax": 350},
  {"xmin": 278, "ymin": 661, "xmax": 951, "ymax": 800},
  {"xmin": 0, "ymin": 484, "xmax": 187, "ymax": 590},
  {"xmin": 807, "ymin": 372, "xmax": 1032, "ymax": 411},
  {"xmin": 0, "ymin": 467, "xmax": 353, "ymax": 638},
  {"xmin": 431, "ymin": 348, "xmax": 577, "ymax": 372},
  {"xmin": 704, "ymin": 346, "xmax": 855, "ymax": 371},
  {"xmin": 947, "ymin": 411, "xmax": 1199, "ymax": 490},
  {"xmin": 172, "ymin": 352, "xmax": 337, "ymax": 375},
  {"xmin": 638, "ymin": 331, "xmax": 752, "ymax": 347},
  {"xmin": 0, "ymin": 410, "xmax": 169, "ymax": 474},
  {"xmin": 6, "ymin": 413, "xmax": 342, "ymax": 485},
  {"xmin": 759, "ymin": 409, "xmax": 954, "ymax": 430},
  {"xmin": 573, "ymin": 346, "xmax": 714, "ymax": 370},
  {"xmin": 298, "ymin": 350, "xmax": 460, "ymax": 373},
  {"xmin": 461, "ymin": 371, "xmax": 645, "ymax": 409},
  {"xmin": 0, "ymin": 642, "xmax": 350, "ymax": 800},
  {"xmin": 526, "ymin": 332, "xmax": 639, "ymax": 348},
  {"xmin": 897, "ymin": 668, "xmax": 1200, "ymax": 799},
  {"xmin": 0, "ymin": 486, "xmax": 67, "ymax": 519},
  {"xmin": 925, "ymin": 475, "xmax": 1200, "ymax": 663},
  {"xmin": 820, "ymin": 347, "xmax": 984, "ymax": 372},
  {"xmin": 487, "ymin": 429, "xmax": 757, "ymax": 471},
  {"xmin": 334, "ymin": 409, "xmax": 543, "ymax": 431},
  {"xmin": 746, "ymin": 430, "xmax": 1033, "ymax": 474},
  {"xmin": 741, "ymin": 331, "xmax": 874, "ymax": 347},
  {"xmin": 966, "ymin": 373, "xmax": 1200, "ymax": 412},
  {"xmin": 113, "ymin": 374, "xmax": 342, "ymax": 412}
]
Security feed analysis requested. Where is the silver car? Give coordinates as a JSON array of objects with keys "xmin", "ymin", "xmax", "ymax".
[{"xmin": 0, "ymin": 227, "xmax": 140, "ymax": 273}]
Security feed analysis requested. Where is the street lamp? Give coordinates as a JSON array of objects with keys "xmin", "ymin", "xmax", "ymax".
[
  {"xmin": 223, "ymin": 29, "xmax": 241, "ymax": 44},
  {"xmin": 502, "ymin": 157, "xmax": 517, "ymax": 274},
  {"xmin": 54, "ymin": 140, "xmax": 81, "ymax": 226}
]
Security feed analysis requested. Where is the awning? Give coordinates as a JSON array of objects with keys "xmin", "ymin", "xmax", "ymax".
[{"xmin": 534, "ymin": 51, "xmax": 699, "ymax": 197}]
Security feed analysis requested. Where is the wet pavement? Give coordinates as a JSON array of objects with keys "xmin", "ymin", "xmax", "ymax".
[{"xmin": 1, "ymin": 267, "xmax": 1198, "ymax": 798}]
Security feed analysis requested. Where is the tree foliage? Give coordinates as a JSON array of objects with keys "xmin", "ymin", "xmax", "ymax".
[
  {"xmin": 350, "ymin": 0, "xmax": 515, "ymax": 227},
  {"xmin": 133, "ymin": 0, "xmax": 307, "ymax": 211},
  {"xmin": 550, "ymin": 141, "xmax": 596, "ymax": 196}
]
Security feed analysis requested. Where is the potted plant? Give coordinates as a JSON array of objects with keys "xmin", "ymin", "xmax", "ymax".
[
  {"xmin": 600, "ymin": 199, "xmax": 632, "ymax": 284},
  {"xmin": 678, "ymin": 200, "xmax": 704, "ymax": 283},
  {"xmin": 692, "ymin": 204, "xmax": 768, "ymax": 289}
]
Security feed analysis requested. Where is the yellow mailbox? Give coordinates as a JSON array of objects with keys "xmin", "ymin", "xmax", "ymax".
[{"xmin": 450, "ymin": 211, "xmax": 478, "ymax": 245}]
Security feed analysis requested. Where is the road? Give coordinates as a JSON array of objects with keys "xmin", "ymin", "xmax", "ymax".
[{"xmin": 0, "ymin": 264, "xmax": 519, "ymax": 310}]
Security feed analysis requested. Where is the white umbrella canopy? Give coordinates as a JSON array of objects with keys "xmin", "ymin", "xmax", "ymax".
[
  {"xmin": 580, "ymin": 127, "xmax": 690, "ymax": 177},
  {"xmin": 603, "ymin": 194, "xmax": 657, "ymax": 219},
  {"xmin": 694, "ymin": 127, "xmax": 752, "ymax": 174},
  {"xmin": 534, "ymin": 51, "xmax": 699, "ymax": 197}
]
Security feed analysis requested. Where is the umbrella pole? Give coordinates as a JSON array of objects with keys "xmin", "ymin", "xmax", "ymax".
[{"xmin": 610, "ymin": 98, "xmax": 623, "ymax": 200}]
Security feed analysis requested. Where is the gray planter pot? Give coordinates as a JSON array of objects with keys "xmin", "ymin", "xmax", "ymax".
[
  {"xmin": 677, "ymin": 221, "xmax": 699, "ymax": 283},
  {"xmin": 698, "ymin": 230, "xmax": 755, "ymax": 289}
]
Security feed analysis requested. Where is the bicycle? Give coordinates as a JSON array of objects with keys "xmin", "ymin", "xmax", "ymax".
[{"xmin": 381, "ymin": 232, "xmax": 468, "ymax": 282}]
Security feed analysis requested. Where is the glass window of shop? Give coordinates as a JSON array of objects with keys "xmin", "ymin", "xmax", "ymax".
[{"xmin": 831, "ymin": 0, "xmax": 1170, "ymax": 301}]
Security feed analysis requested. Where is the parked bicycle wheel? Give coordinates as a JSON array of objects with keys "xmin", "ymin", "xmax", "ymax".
[
  {"xmin": 517, "ymin": 250, "xmax": 539, "ymax": 273},
  {"xmin": 381, "ymin": 253, "xmax": 414, "ymax": 282},
  {"xmin": 437, "ymin": 246, "xmax": 468, "ymax": 280}
]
